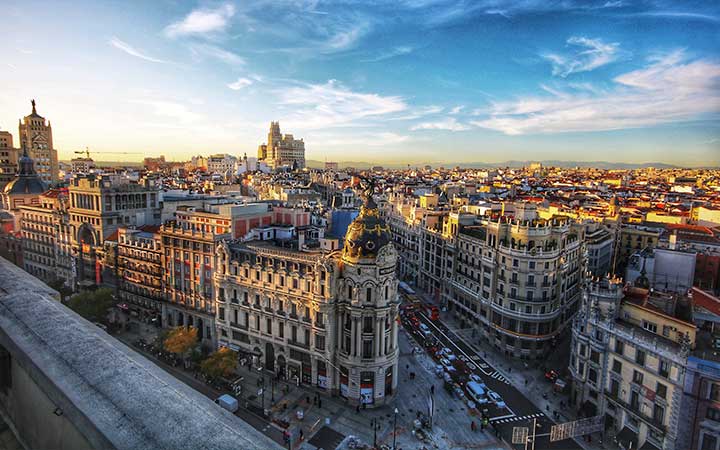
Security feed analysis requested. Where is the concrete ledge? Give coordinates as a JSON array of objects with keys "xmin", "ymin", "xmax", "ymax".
[{"xmin": 0, "ymin": 257, "xmax": 281, "ymax": 450}]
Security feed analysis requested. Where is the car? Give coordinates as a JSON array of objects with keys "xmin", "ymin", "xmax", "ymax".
[
  {"xmin": 466, "ymin": 381, "xmax": 488, "ymax": 404},
  {"xmin": 469, "ymin": 374, "xmax": 488, "ymax": 389},
  {"xmin": 545, "ymin": 370, "xmax": 559, "ymax": 382},
  {"xmin": 486, "ymin": 390, "xmax": 506, "ymax": 408},
  {"xmin": 435, "ymin": 365, "xmax": 445, "ymax": 377},
  {"xmin": 440, "ymin": 358, "xmax": 456, "ymax": 372}
]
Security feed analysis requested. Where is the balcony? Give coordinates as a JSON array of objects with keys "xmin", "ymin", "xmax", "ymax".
[
  {"xmin": 288, "ymin": 339, "xmax": 309, "ymax": 349},
  {"xmin": 229, "ymin": 322, "xmax": 248, "ymax": 330},
  {"xmin": 604, "ymin": 389, "xmax": 666, "ymax": 434}
]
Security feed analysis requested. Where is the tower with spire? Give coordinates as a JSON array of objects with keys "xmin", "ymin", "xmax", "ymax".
[{"xmin": 18, "ymin": 99, "xmax": 59, "ymax": 184}]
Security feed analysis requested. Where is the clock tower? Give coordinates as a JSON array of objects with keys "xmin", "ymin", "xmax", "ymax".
[{"xmin": 18, "ymin": 99, "xmax": 58, "ymax": 184}]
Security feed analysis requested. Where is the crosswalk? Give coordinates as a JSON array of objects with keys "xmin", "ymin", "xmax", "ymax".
[
  {"xmin": 491, "ymin": 412, "xmax": 545, "ymax": 424},
  {"xmin": 489, "ymin": 370, "xmax": 511, "ymax": 384}
]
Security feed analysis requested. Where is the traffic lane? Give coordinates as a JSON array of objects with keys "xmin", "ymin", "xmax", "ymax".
[
  {"xmin": 416, "ymin": 315, "xmax": 582, "ymax": 450},
  {"xmin": 417, "ymin": 313, "xmax": 546, "ymax": 417},
  {"xmin": 407, "ymin": 315, "xmax": 511, "ymax": 418},
  {"xmin": 399, "ymin": 315, "xmax": 508, "ymax": 418}
]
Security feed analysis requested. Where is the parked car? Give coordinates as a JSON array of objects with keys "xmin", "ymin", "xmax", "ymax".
[
  {"xmin": 487, "ymin": 390, "xmax": 506, "ymax": 408},
  {"xmin": 466, "ymin": 381, "xmax": 488, "ymax": 405}
]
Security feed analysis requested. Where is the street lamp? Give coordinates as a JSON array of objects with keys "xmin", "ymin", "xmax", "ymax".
[
  {"xmin": 392, "ymin": 408, "xmax": 399, "ymax": 450},
  {"xmin": 372, "ymin": 418, "xmax": 378, "ymax": 448}
]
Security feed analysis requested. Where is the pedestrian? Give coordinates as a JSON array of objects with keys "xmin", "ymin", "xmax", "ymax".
[
  {"xmin": 470, "ymin": 421, "xmax": 476, "ymax": 432},
  {"xmin": 430, "ymin": 385, "xmax": 435, "ymax": 395},
  {"xmin": 318, "ymin": 398, "xmax": 322, "ymax": 408},
  {"xmin": 306, "ymin": 395, "xmax": 311, "ymax": 404},
  {"xmin": 524, "ymin": 379, "xmax": 528, "ymax": 386},
  {"xmin": 299, "ymin": 429, "xmax": 304, "ymax": 441},
  {"xmin": 356, "ymin": 404, "xmax": 361, "ymax": 413}
]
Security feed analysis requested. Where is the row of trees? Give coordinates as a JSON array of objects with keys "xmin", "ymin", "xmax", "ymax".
[{"xmin": 162, "ymin": 326, "xmax": 238, "ymax": 380}]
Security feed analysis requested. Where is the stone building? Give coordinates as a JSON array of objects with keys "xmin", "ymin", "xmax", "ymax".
[
  {"xmin": 448, "ymin": 211, "xmax": 585, "ymax": 359},
  {"xmin": 1, "ymin": 147, "xmax": 47, "ymax": 214},
  {"xmin": 0, "ymin": 131, "xmax": 18, "ymax": 190},
  {"xmin": 67, "ymin": 174, "xmax": 161, "ymax": 285},
  {"xmin": 569, "ymin": 277, "xmax": 694, "ymax": 450},
  {"xmin": 257, "ymin": 122, "xmax": 306, "ymax": 170},
  {"xmin": 214, "ymin": 187, "xmax": 399, "ymax": 406},
  {"xmin": 18, "ymin": 189, "xmax": 73, "ymax": 285},
  {"xmin": 117, "ymin": 226, "xmax": 163, "ymax": 322},
  {"xmin": 17, "ymin": 100, "xmax": 58, "ymax": 184}
]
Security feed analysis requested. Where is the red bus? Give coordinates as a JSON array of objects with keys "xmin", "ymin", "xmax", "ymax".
[{"xmin": 427, "ymin": 305, "xmax": 439, "ymax": 321}]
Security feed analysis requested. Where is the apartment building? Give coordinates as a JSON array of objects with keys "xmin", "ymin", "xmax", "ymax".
[
  {"xmin": 213, "ymin": 190, "xmax": 399, "ymax": 406},
  {"xmin": 570, "ymin": 277, "xmax": 694, "ymax": 450},
  {"xmin": 116, "ymin": 226, "xmax": 163, "ymax": 322},
  {"xmin": 448, "ymin": 207, "xmax": 585, "ymax": 359},
  {"xmin": 67, "ymin": 174, "xmax": 161, "ymax": 284}
]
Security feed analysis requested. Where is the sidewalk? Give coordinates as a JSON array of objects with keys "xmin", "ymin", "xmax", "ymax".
[{"xmin": 439, "ymin": 310, "xmax": 615, "ymax": 450}]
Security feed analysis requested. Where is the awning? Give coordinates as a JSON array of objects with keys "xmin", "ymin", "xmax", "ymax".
[{"xmin": 616, "ymin": 427, "xmax": 638, "ymax": 450}]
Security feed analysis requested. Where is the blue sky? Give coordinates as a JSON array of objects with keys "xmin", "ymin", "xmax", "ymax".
[{"xmin": 1, "ymin": 0, "xmax": 719, "ymax": 165}]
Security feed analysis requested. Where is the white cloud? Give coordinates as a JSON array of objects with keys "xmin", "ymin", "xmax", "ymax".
[
  {"xmin": 449, "ymin": 105, "xmax": 464, "ymax": 114},
  {"xmin": 411, "ymin": 117, "xmax": 470, "ymax": 131},
  {"xmin": 326, "ymin": 24, "xmax": 367, "ymax": 51},
  {"xmin": 543, "ymin": 36, "xmax": 620, "ymax": 77},
  {"xmin": 227, "ymin": 77, "xmax": 253, "ymax": 90},
  {"xmin": 362, "ymin": 46, "xmax": 414, "ymax": 62},
  {"xmin": 472, "ymin": 51, "xmax": 720, "ymax": 135},
  {"xmin": 165, "ymin": 3, "xmax": 236, "ymax": 38},
  {"xmin": 133, "ymin": 100, "xmax": 203, "ymax": 123},
  {"xmin": 189, "ymin": 44, "xmax": 245, "ymax": 66},
  {"xmin": 109, "ymin": 37, "xmax": 166, "ymax": 63},
  {"xmin": 277, "ymin": 79, "xmax": 407, "ymax": 128},
  {"xmin": 390, "ymin": 105, "xmax": 443, "ymax": 121}
]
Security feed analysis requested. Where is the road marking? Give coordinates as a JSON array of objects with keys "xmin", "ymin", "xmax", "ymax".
[
  {"xmin": 491, "ymin": 413, "xmax": 545, "ymax": 424},
  {"xmin": 417, "ymin": 312, "xmax": 516, "ymax": 418}
]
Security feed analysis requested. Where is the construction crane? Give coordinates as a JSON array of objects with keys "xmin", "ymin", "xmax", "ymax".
[{"xmin": 74, "ymin": 147, "xmax": 141, "ymax": 159}]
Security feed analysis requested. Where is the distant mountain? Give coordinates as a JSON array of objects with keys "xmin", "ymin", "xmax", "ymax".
[{"xmin": 306, "ymin": 159, "xmax": 699, "ymax": 170}]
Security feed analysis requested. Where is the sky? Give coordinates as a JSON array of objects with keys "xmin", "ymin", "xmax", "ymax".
[{"xmin": 1, "ymin": 0, "xmax": 719, "ymax": 166}]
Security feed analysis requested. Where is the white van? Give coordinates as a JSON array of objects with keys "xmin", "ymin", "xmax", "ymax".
[{"xmin": 466, "ymin": 381, "xmax": 488, "ymax": 405}]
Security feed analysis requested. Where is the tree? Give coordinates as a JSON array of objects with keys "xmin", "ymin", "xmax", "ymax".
[
  {"xmin": 200, "ymin": 347, "xmax": 238, "ymax": 380},
  {"xmin": 47, "ymin": 277, "xmax": 73, "ymax": 301},
  {"xmin": 66, "ymin": 287, "xmax": 115, "ymax": 323},
  {"xmin": 163, "ymin": 326, "xmax": 198, "ymax": 358}
]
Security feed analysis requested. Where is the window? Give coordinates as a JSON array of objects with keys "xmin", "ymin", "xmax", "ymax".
[
  {"xmin": 304, "ymin": 329, "xmax": 310, "ymax": 345},
  {"xmin": 707, "ymin": 408, "xmax": 720, "ymax": 422},
  {"xmin": 529, "ymin": 261, "xmax": 535, "ymax": 270},
  {"xmin": 653, "ymin": 404, "xmax": 665, "ymax": 423},
  {"xmin": 591, "ymin": 350, "xmax": 600, "ymax": 364},
  {"xmin": 316, "ymin": 335, "xmax": 325, "ymax": 351},
  {"xmin": 362, "ymin": 340, "xmax": 373, "ymax": 358},
  {"xmin": 615, "ymin": 340, "xmax": 624, "ymax": 355},
  {"xmin": 316, "ymin": 312, "xmax": 324, "ymax": 326},
  {"xmin": 632, "ymin": 370, "xmax": 644, "ymax": 385},
  {"xmin": 588, "ymin": 368, "xmax": 598, "ymax": 384},
  {"xmin": 701, "ymin": 434, "xmax": 718, "ymax": 450},
  {"xmin": 366, "ymin": 287, "xmax": 372, "ymax": 302},
  {"xmin": 278, "ymin": 323, "xmax": 284, "ymax": 339},
  {"xmin": 656, "ymin": 382, "xmax": 667, "ymax": 400},
  {"xmin": 710, "ymin": 384, "xmax": 720, "ymax": 401},
  {"xmin": 642, "ymin": 320, "xmax": 658, "ymax": 333},
  {"xmin": 636, "ymin": 349, "xmax": 646, "ymax": 366},
  {"xmin": 266, "ymin": 318, "xmax": 272, "ymax": 334},
  {"xmin": 219, "ymin": 307, "xmax": 225, "ymax": 320},
  {"xmin": 612, "ymin": 359, "xmax": 622, "ymax": 374},
  {"xmin": 659, "ymin": 359, "xmax": 670, "ymax": 378},
  {"xmin": 291, "ymin": 326, "xmax": 297, "ymax": 342}
]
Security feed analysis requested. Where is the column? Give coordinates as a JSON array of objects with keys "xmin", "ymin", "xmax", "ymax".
[
  {"xmin": 350, "ymin": 316, "xmax": 357, "ymax": 356},
  {"xmin": 375, "ymin": 317, "xmax": 382, "ymax": 357},
  {"xmin": 380, "ymin": 317, "xmax": 386, "ymax": 356}
]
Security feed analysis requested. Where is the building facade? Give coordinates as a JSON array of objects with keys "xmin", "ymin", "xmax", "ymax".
[
  {"xmin": 0, "ymin": 131, "xmax": 18, "ymax": 190},
  {"xmin": 214, "ymin": 189, "xmax": 399, "ymax": 406},
  {"xmin": 17, "ymin": 100, "xmax": 58, "ymax": 184},
  {"xmin": 67, "ymin": 174, "xmax": 161, "ymax": 285},
  {"xmin": 570, "ymin": 278, "xmax": 694, "ymax": 450},
  {"xmin": 117, "ymin": 226, "xmax": 164, "ymax": 322},
  {"xmin": 257, "ymin": 122, "xmax": 306, "ymax": 170},
  {"xmin": 447, "ymin": 213, "xmax": 585, "ymax": 359}
]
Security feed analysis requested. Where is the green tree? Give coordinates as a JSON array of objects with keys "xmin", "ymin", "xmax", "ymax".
[
  {"xmin": 66, "ymin": 288, "xmax": 115, "ymax": 323},
  {"xmin": 163, "ymin": 326, "xmax": 198, "ymax": 358},
  {"xmin": 200, "ymin": 347, "xmax": 238, "ymax": 380}
]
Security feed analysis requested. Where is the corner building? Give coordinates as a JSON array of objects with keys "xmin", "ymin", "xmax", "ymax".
[{"xmin": 214, "ymin": 191, "xmax": 399, "ymax": 406}]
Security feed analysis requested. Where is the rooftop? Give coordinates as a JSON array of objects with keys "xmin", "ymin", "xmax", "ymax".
[{"xmin": 0, "ymin": 257, "xmax": 281, "ymax": 450}]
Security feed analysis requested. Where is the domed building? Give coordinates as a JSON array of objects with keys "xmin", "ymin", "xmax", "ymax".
[
  {"xmin": 1, "ymin": 147, "xmax": 47, "ymax": 213},
  {"xmin": 335, "ymin": 183, "xmax": 400, "ymax": 406}
]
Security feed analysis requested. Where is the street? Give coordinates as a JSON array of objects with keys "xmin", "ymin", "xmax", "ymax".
[{"xmin": 400, "ymin": 301, "xmax": 585, "ymax": 450}]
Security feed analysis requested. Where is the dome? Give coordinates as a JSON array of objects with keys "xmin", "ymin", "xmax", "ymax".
[
  {"xmin": 342, "ymin": 183, "xmax": 391, "ymax": 260},
  {"xmin": 3, "ymin": 148, "xmax": 47, "ymax": 196}
]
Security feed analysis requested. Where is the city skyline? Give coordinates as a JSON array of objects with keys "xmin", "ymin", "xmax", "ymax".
[{"xmin": 1, "ymin": 0, "xmax": 719, "ymax": 166}]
